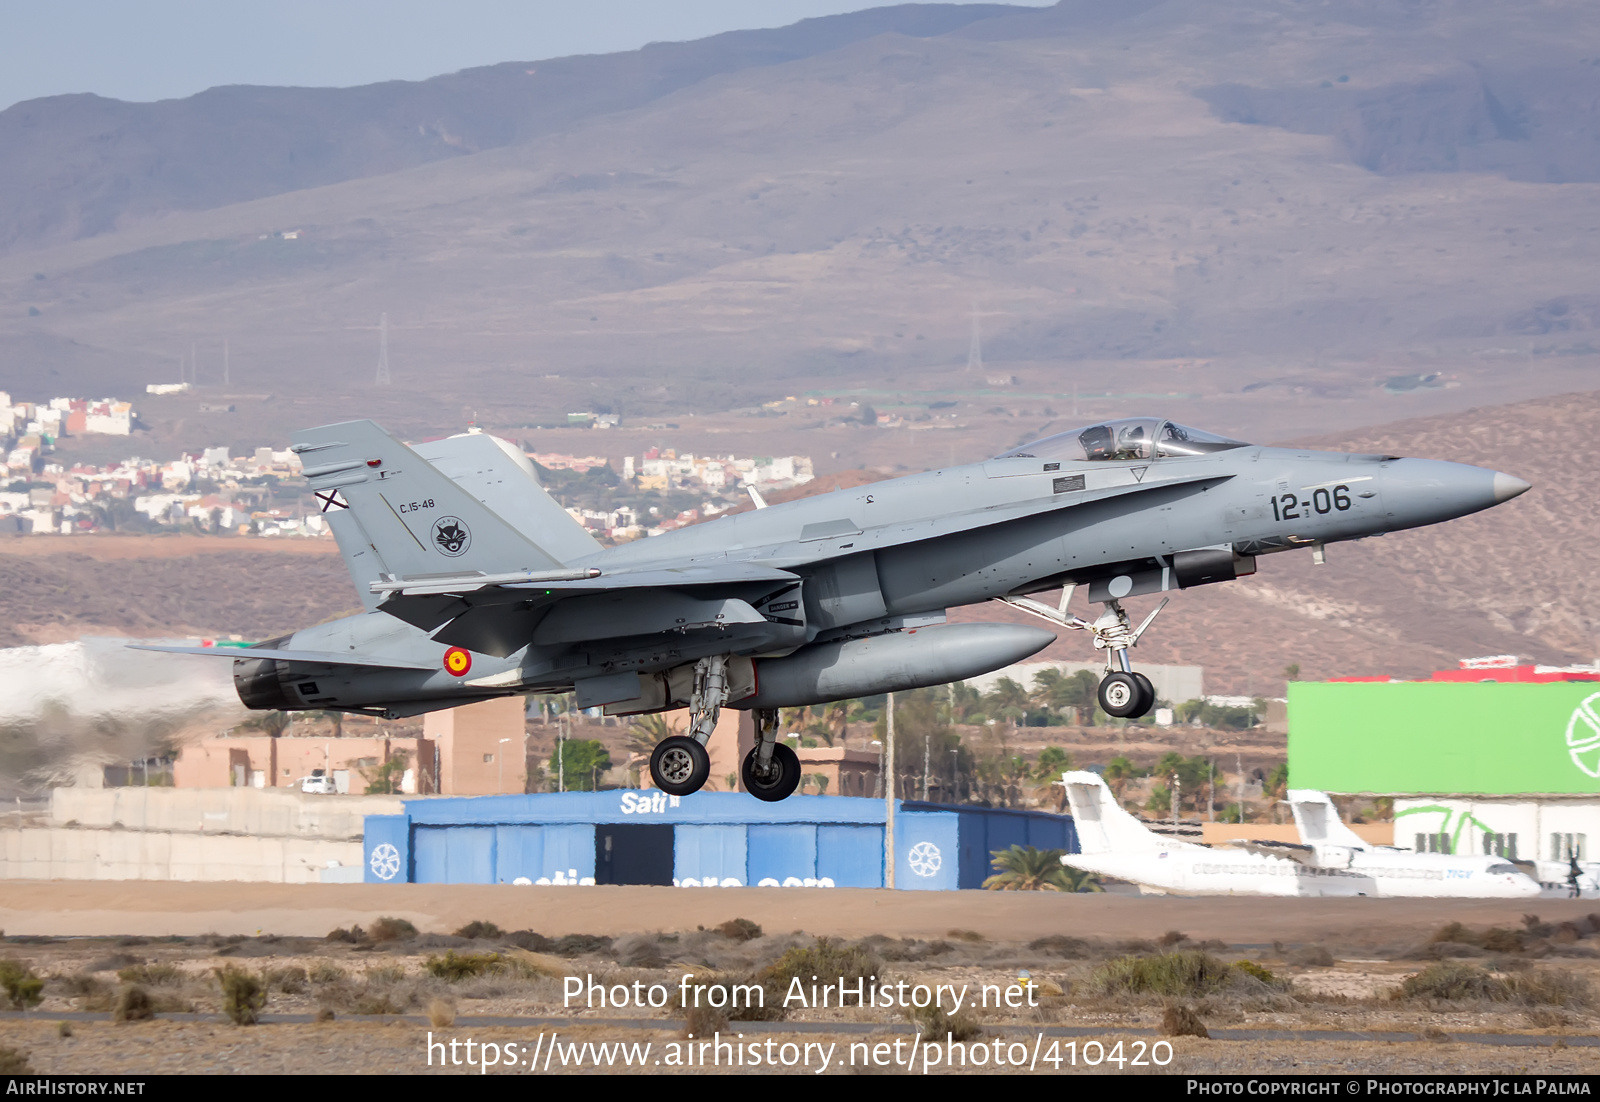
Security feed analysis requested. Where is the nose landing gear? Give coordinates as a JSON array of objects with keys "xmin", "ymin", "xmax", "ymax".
[{"xmin": 998, "ymin": 587, "xmax": 1167, "ymax": 719}]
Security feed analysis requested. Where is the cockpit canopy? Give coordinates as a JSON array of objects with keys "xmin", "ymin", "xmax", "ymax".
[{"xmin": 994, "ymin": 418, "xmax": 1248, "ymax": 463}]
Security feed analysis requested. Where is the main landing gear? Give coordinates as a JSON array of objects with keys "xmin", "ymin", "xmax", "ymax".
[
  {"xmin": 648, "ymin": 654, "xmax": 726, "ymax": 796},
  {"xmin": 646, "ymin": 656, "xmax": 802, "ymax": 800},
  {"xmin": 999, "ymin": 587, "xmax": 1168, "ymax": 720}
]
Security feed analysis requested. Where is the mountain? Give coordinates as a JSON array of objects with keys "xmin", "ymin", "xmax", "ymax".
[{"xmin": 2, "ymin": 0, "xmax": 1600, "ymax": 438}]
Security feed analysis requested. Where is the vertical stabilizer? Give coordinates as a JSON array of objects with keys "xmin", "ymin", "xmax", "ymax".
[
  {"xmin": 1061, "ymin": 770, "xmax": 1167, "ymax": 853},
  {"xmin": 292, "ymin": 420, "xmax": 563, "ymax": 588},
  {"xmin": 1287, "ymin": 789, "xmax": 1370, "ymax": 850},
  {"xmin": 412, "ymin": 431, "xmax": 602, "ymax": 565}
]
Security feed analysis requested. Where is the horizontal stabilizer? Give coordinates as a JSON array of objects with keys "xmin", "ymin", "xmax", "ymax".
[{"xmin": 127, "ymin": 644, "xmax": 436, "ymax": 671}]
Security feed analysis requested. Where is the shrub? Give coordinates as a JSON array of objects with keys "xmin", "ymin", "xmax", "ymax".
[
  {"xmin": 1233, "ymin": 960, "xmax": 1277, "ymax": 985},
  {"xmin": 1429, "ymin": 922, "xmax": 1481, "ymax": 947},
  {"xmin": 113, "ymin": 985, "xmax": 154, "ymax": 1022},
  {"xmin": 369, "ymin": 917, "xmax": 418, "ymax": 942},
  {"xmin": 428, "ymin": 998, "xmax": 456, "ymax": 1027},
  {"xmin": 117, "ymin": 963, "xmax": 183, "ymax": 987},
  {"xmin": 454, "ymin": 921, "xmax": 504, "ymax": 940},
  {"xmin": 1161, "ymin": 1004, "xmax": 1209, "ymax": 1038},
  {"xmin": 216, "ymin": 966, "xmax": 266, "ymax": 1025},
  {"xmin": 0, "ymin": 1045, "xmax": 32, "ymax": 1073},
  {"xmin": 906, "ymin": 1001, "xmax": 982, "ymax": 1042},
  {"xmin": 364, "ymin": 965, "xmax": 407, "ymax": 984},
  {"xmin": 684, "ymin": 1001, "xmax": 728, "ymax": 1037},
  {"xmin": 552, "ymin": 934, "xmax": 612, "ymax": 957},
  {"xmin": 315, "ymin": 1008, "xmax": 336, "ymax": 1023},
  {"xmin": 947, "ymin": 929, "xmax": 985, "ymax": 943},
  {"xmin": 1028, "ymin": 935, "xmax": 1090, "ymax": 959},
  {"xmin": 1285, "ymin": 946, "xmax": 1334, "ymax": 967},
  {"xmin": 351, "ymin": 992, "xmax": 405, "ymax": 1015},
  {"xmin": 426, "ymin": 952, "xmax": 503, "ymax": 982},
  {"xmin": 759, "ymin": 938, "xmax": 882, "ymax": 1008},
  {"xmin": 1507, "ymin": 969, "xmax": 1594, "ymax": 1008},
  {"xmin": 0, "ymin": 959, "xmax": 43, "ymax": 1010},
  {"xmin": 1482, "ymin": 927, "xmax": 1526, "ymax": 953},
  {"xmin": 1087, "ymin": 951, "xmax": 1235, "ymax": 998},
  {"xmin": 326, "ymin": 926, "xmax": 367, "ymax": 944},
  {"xmin": 717, "ymin": 918, "xmax": 763, "ymax": 942},
  {"xmin": 308, "ymin": 962, "xmax": 346, "ymax": 984},
  {"xmin": 1400, "ymin": 962, "xmax": 1509, "ymax": 1002},
  {"xmin": 265, "ymin": 966, "xmax": 308, "ymax": 994}
]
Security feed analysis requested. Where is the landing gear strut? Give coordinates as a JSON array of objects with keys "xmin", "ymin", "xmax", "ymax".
[
  {"xmin": 742, "ymin": 708, "xmax": 801, "ymax": 802},
  {"xmin": 998, "ymin": 587, "xmax": 1167, "ymax": 720},
  {"xmin": 647, "ymin": 655, "xmax": 729, "ymax": 796}
]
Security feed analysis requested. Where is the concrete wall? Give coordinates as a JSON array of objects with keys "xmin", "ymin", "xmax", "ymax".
[
  {"xmin": 0, "ymin": 787, "xmax": 406, "ymax": 883},
  {"xmin": 50, "ymin": 786, "xmax": 402, "ymax": 839},
  {"xmin": 0, "ymin": 826, "xmax": 362, "ymax": 883}
]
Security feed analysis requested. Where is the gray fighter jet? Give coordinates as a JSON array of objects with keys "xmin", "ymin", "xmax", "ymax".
[{"xmin": 138, "ymin": 416, "xmax": 1529, "ymax": 801}]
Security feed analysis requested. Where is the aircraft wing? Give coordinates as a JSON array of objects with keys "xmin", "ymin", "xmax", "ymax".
[
  {"xmin": 127, "ymin": 644, "xmax": 438, "ymax": 671},
  {"xmin": 371, "ymin": 562, "xmax": 804, "ymax": 657}
]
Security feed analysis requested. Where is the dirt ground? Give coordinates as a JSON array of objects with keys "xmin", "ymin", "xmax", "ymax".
[
  {"xmin": 4, "ymin": 890, "xmax": 1600, "ymax": 1075},
  {"xmin": 4, "ymin": 880, "xmax": 1591, "ymax": 942}
]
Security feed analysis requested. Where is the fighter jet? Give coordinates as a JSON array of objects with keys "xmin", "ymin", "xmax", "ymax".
[
  {"xmin": 137, "ymin": 415, "xmax": 1529, "ymax": 802},
  {"xmin": 1060, "ymin": 773, "xmax": 1539, "ymax": 898},
  {"xmin": 1287, "ymin": 789, "xmax": 1540, "ymax": 898}
]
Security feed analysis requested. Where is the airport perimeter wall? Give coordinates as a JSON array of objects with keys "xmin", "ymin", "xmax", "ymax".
[{"xmin": 0, "ymin": 788, "xmax": 404, "ymax": 883}]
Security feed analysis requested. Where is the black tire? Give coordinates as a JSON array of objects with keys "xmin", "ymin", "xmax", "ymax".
[
  {"xmin": 742, "ymin": 742, "xmax": 802, "ymax": 802},
  {"xmin": 1098, "ymin": 672, "xmax": 1143, "ymax": 718},
  {"xmin": 650, "ymin": 735, "xmax": 711, "ymax": 796},
  {"xmin": 1131, "ymin": 672, "xmax": 1157, "ymax": 718}
]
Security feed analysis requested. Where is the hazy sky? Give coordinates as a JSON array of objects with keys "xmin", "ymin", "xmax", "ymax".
[{"xmin": 0, "ymin": 1, "xmax": 1051, "ymax": 111}]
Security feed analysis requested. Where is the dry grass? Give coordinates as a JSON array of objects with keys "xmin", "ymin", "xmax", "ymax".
[{"xmin": 1087, "ymin": 951, "xmax": 1238, "ymax": 999}]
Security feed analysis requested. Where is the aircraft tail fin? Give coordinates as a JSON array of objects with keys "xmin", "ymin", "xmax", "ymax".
[
  {"xmin": 292, "ymin": 420, "xmax": 566, "ymax": 594},
  {"xmin": 1286, "ymin": 789, "xmax": 1370, "ymax": 849},
  {"xmin": 411, "ymin": 431, "xmax": 602, "ymax": 565},
  {"xmin": 1061, "ymin": 770, "xmax": 1167, "ymax": 854}
]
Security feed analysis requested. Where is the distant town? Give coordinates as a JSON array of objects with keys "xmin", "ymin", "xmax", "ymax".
[{"xmin": 0, "ymin": 389, "xmax": 815, "ymax": 542}]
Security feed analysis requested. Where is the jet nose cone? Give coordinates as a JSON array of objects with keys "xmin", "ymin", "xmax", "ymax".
[
  {"xmin": 1380, "ymin": 458, "xmax": 1528, "ymax": 530},
  {"xmin": 1492, "ymin": 472, "xmax": 1532, "ymax": 503}
]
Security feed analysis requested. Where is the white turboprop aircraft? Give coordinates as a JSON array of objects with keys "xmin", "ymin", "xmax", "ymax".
[
  {"xmin": 1059, "ymin": 772, "xmax": 1540, "ymax": 898},
  {"xmin": 1286, "ymin": 789, "xmax": 1540, "ymax": 899},
  {"xmin": 1059, "ymin": 771, "xmax": 1366, "ymax": 896}
]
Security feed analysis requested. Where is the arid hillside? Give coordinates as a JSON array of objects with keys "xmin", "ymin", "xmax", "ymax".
[{"xmin": 2, "ymin": 0, "xmax": 1599, "ymax": 446}]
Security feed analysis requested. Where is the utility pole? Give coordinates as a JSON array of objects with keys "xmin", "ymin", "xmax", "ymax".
[
  {"xmin": 1172, "ymin": 773, "xmax": 1181, "ymax": 836},
  {"xmin": 884, "ymin": 692, "xmax": 896, "ymax": 889},
  {"xmin": 922, "ymin": 734, "xmax": 930, "ymax": 800},
  {"xmin": 376, "ymin": 313, "xmax": 391, "ymax": 386}
]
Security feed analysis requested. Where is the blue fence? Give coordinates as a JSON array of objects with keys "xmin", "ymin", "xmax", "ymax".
[{"xmin": 363, "ymin": 791, "xmax": 1077, "ymax": 890}]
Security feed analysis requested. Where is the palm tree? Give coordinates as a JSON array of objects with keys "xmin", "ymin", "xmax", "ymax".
[
  {"xmin": 983, "ymin": 845, "xmax": 1103, "ymax": 892},
  {"xmin": 1102, "ymin": 755, "xmax": 1141, "ymax": 800},
  {"xmin": 625, "ymin": 712, "xmax": 681, "ymax": 757}
]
